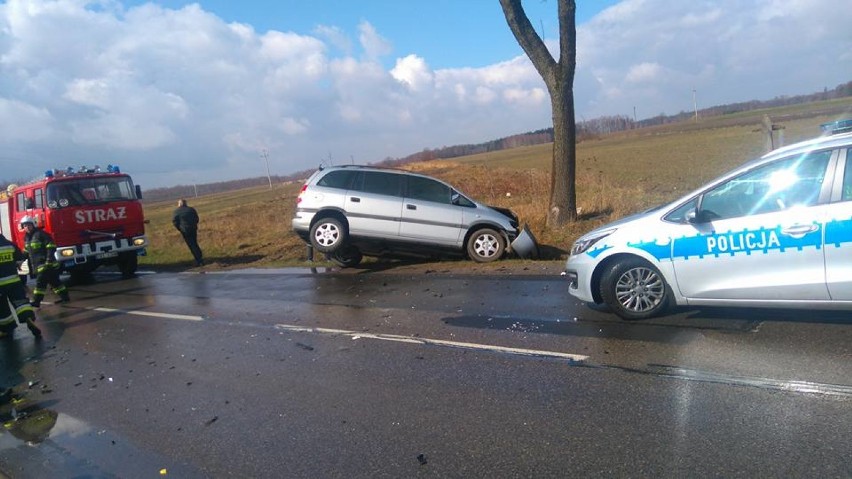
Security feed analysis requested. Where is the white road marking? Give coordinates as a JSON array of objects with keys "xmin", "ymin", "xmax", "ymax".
[
  {"xmin": 90, "ymin": 306, "xmax": 204, "ymax": 321},
  {"xmin": 274, "ymin": 324, "xmax": 589, "ymax": 362},
  {"xmin": 646, "ymin": 365, "xmax": 852, "ymax": 398}
]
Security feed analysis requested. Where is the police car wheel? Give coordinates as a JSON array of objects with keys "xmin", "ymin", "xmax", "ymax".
[
  {"xmin": 600, "ymin": 257, "xmax": 671, "ymax": 320},
  {"xmin": 310, "ymin": 218, "xmax": 347, "ymax": 253}
]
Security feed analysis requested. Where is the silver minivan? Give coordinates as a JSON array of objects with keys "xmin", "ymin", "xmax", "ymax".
[
  {"xmin": 565, "ymin": 125, "xmax": 852, "ymax": 320},
  {"xmin": 292, "ymin": 165, "xmax": 537, "ymax": 266}
]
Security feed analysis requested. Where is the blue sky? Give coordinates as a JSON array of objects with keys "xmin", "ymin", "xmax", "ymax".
[
  {"xmin": 125, "ymin": 0, "xmax": 619, "ymax": 69},
  {"xmin": 1, "ymin": 0, "xmax": 850, "ymax": 188}
]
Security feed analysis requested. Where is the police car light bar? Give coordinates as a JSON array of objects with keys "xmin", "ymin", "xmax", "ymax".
[{"xmin": 821, "ymin": 119, "xmax": 852, "ymax": 135}]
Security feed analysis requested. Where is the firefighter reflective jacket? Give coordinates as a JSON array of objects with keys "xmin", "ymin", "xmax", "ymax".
[
  {"xmin": 24, "ymin": 228, "xmax": 57, "ymax": 270},
  {"xmin": 0, "ymin": 234, "xmax": 25, "ymax": 287}
]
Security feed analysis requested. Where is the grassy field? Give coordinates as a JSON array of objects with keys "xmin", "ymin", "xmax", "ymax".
[{"xmin": 139, "ymin": 97, "xmax": 852, "ymax": 270}]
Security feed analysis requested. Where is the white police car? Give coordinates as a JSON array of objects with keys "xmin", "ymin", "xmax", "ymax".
[{"xmin": 565, "ymin": 121, "xmax": 852, "ymax": 319}]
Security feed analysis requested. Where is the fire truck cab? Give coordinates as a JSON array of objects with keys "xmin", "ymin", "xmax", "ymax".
[{"xmin": 0, "ymin": 165, "xmax": 148, "ymax": 278}]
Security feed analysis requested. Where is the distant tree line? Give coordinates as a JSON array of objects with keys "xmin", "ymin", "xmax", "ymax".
[
  {"xmin": 637, "ymin": 80, "xmax": 852, "ymax": 128},
  {"xmin": 135, "ymin": 80, "xmax": 851, "ymax": 201}
]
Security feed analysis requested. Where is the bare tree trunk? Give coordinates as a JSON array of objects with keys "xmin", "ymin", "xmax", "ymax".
[
  {"xmin": 549, "ymin": 76, "xmax": 577, "ymax": 225},
  {"xmin": 500, "ymin": 0, "xmax": 577, "ymax": 226}
]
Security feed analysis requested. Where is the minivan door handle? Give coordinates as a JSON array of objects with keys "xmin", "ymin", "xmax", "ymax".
[
  {"xmin": 406, "ymin": 204, "xmax": 416, "ymax": 210},
  {"xmin": 350, "ymin": 197, "xmax": 361, "ymax": 203},
  {"xmin": 781, "ymin": 224, "xmax": 818, "ymax": 237}
]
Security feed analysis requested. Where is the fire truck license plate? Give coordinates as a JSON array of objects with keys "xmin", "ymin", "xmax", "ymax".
[{"xmin": 97, "ymin": 251, "xmax": 118, "ymax": 259}]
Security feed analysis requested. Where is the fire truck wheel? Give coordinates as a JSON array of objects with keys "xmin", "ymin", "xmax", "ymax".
[
  {"xmin": 69, "ymin": 267, "xmax": 96, "ymax": 285},
  {"xmin": 309, "ymin": 217, "xmax": 348, "ymax": 253},
  {"xmin": 118, "ymin": 253, "xmax": 138, "ymax": 278}
]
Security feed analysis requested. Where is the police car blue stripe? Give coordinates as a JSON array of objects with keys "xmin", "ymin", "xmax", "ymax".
[{"xmin": 588, "ymin": 217, "xmax": 852, "ymax": 261}]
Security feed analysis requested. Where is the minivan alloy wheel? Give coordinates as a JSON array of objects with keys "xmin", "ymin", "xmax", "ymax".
[
  {"xmin": 310, "ymin": 218, "xmax": 347, "ymax": 253},
  {"xmin": 467, "ymin": 228, "xmax": 505, "ymax": 263}
]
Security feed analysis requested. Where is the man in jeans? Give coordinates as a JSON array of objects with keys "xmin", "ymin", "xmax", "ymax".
[{"xmin": 172, "ymin": 199, "xmax": 204, "ymax": 266}]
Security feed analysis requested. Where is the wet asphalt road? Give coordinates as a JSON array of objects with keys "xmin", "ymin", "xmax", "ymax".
[{"xmin": 1, "ymin": 268, "xmax": 850, "ymax": 478}]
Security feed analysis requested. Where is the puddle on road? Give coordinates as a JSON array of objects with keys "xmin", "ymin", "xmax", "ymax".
[
  {"xmin": 0, "ymin": 390, "xmax": 205, "ymax": 477},
  {"xmin": 201, "ymin": 267, "xmax": 336, "ymax": 275},
  {"xmin": 2, "ymin": 398, "xmax": 57, "ymax": 445}
]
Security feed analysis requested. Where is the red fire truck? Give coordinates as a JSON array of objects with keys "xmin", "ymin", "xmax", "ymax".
[{"xmin": 0, "ymin": 165, "xmax": 148, "ymax": 279}]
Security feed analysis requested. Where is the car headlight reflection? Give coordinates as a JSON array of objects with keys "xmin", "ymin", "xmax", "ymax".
[{"xmin": 570, "ymin": 229, "xmax": 616, "ymax": 256}]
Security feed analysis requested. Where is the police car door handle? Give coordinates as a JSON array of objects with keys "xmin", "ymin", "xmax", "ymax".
[
  {"xmin": 781, "ymin": 224, "xmax": 818, "ymax": 237},
  {"xmin": 406, "ymin": 204, "xmax": 417, "ymax": 210},
  {"xmin": 350, "ymin": 197, "xmax": 361, "ymax": 203}
]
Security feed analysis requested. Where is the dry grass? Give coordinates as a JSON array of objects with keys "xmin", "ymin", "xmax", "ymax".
[{"xmin": 139, "ymin": 97, "xmax": 852, "ymax": 270}]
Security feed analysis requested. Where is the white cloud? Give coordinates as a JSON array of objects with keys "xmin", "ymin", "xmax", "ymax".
[
  {"xmin": 0, "ymin": 98, "xmax": 56, "ymax": 141},
  {"xmin": 0, "ymin": 0, "xmax": 849, "ymax": 187},
  {"xmin": 358, "ymin": 20, "xmax": 391, "ymax": 61},
  {"xmin": 391, "ymin": 54, "xmax": 433, "ymax": 92},
  {"xmin": 625, "ymin": 62, "xmax": 663, "ymax": 84},
  {"xmin": 577, "ymin": 0, "xmax": 851, "ymax": 118},
  {"xmin": 314, "ymin": 24, "xmax": 352, "ymax": 55}
]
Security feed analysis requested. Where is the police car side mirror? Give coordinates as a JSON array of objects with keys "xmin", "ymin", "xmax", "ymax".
[
  {"xmin": 135, "ymin": 185, "xmax": 143, "ymax": 200},
  {"xmin": 688, "ymin": 209, "xmax": 716, "ymax": 224}
]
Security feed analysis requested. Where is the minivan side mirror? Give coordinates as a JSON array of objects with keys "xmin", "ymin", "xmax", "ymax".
[{"xmin": 135, "ymin": 185, "xmax": 143, "ymax": 200}]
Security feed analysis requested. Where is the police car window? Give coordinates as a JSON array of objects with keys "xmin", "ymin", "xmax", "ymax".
[
  {"xmin": 406, "ymin": 176, "xmax": 451, "ymax": 204},
  {"xmin": 317, "ymin": 170, "xmax": 356, "ymax": 189},
  {"xmin": 842, "ymin": 152, "xmax": 852, "ymax": 201},
  {"xmin": 664, "ymin": 198, "xmax": 698, "ymax": 223},
  {"xmin": 700, "ymin": 150, "xmax": 831, "ymax": 220}
]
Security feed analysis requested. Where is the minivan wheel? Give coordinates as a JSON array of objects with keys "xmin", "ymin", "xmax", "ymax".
[
  {"xmin": 310, "ymin": 217, "xmax": 347, "ymax": 253},
  {"xmin": 467, "ymin": 228, "xmax": 505, "ymax": 263},
  {"xmin": 328, "ymin": 245, "xmax": 362, "ymax": 268},
  {"xmin": 599, "ymin": 257, "xmax": 671, "ymax": 320}
]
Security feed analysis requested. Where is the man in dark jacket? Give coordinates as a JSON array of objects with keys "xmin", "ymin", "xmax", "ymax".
[
  {"xmin": 20, "ymin": 216, "xmax": 69, "ymax": 308},
  {"xmin": 0, "ymin": 232, "xmax": 40, "ymax": 338},
  {"xmin": 172, "ymin": 199, "xmax": 204, "ymax": 266}
]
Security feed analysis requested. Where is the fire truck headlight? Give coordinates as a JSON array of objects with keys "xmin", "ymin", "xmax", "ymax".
[
  {"xmin": 58, "ymin": 248, "xmax": 75, "ymax": 258},
  {"xmin": 132, "ymin": 237, "xmax": 147, "ymax": 247}
]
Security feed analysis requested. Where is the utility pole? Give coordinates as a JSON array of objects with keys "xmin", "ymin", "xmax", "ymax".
[
  {"xmin": 261, "ymin": 149, "xmax": 272, "ymax": 188},
  {"xmin": 692, "ymin": 89, "xmax": 698, "ymax": 122}
]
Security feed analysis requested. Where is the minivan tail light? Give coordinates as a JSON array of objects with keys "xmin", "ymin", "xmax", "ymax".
[{"xmin": 297, "ymin": 184, "xmax": 307, "ymax": 204}]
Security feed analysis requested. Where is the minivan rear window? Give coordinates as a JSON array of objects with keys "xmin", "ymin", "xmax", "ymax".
[{"xmin": 317, "ymin": 170, "xmax": 357, "ymax": 189}]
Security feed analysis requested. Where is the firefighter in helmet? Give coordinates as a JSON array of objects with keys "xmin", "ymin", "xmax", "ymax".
[
  {"xmin": 0, "ymin": 232, "xmax": 40, "ymax": 338},
  {"xmin": 19, "ymin": 216, "xmax": 70, "ymax": 307}
]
